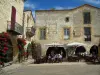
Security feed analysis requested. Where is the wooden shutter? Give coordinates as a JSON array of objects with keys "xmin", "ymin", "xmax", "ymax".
[{"xmin": 11, "ymin": 6, "xmax": 16, "ymax": 30}]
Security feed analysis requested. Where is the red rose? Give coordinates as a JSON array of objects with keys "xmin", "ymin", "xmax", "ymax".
[
  {"xmin": 1, "ymin": 38, "xmax": 6, "ymax": 40},
  {"xmin": 18, "ymin": 45, "xmax": 21, "ymax": 49},
  {"xmin": 0, "ymin": 38, "xmax": 4, "ymax": 40},
  {"xmin": 4, "ymin": 32, "xmax": 9, "ymax": 37},
  {"xmin": 2, "ymin": 50, "xmax": 6, "ymax": 53},
  {"xmin": 4, "ymin": 47, "xmax": 8, "ymax": 51},
  {"xmin": 0, "ymin": 56, "xmax": 4, "ymax": 58},
  {"xmin": 0, "ymin": 34, "xmax": 1, "ymax": 37},
  {"xmin": 0, "ymin": 56, "xmax": 2, "ymax": 58},
  {"xmin": 4, "ymin": 43, "xmax": 7, "ymax": 47},
  {"xmin": 23, "ymin": 41, "xmax": 26, "ymax": 45},
  {"xmin": 23, "ymin": 52, "xmax": 28, "ymax": 56},
  {"xmin": 0, "ymin": 62, "xmax": 3, "ymax": 65},
  {"xmin": 5, "ymin": 39, "xmax": 7, "ymax": 42}
]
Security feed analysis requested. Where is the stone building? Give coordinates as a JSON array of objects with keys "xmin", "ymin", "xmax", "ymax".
[
  {"xmin": 23, "ymin": 10, "xmax": 35, "ymax": 42},
  {"xmin": 23, "ymin": 10, "xmax": 35, "ymax": 56},
  {"xmin": 0, "ymin": 0, "xmax": 25, "ymax": 62},
  {"xmin": 0, "ymin": 0, "xmax": 24, "ymax": 32},
  {"xmin": 35, "ymin": 4, "xmax": 100, "ymax": 55}
]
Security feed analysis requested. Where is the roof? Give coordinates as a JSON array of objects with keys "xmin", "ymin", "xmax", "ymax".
[{"xmin": 35, "ymin": 4, "xmax": 100, "ymax": 12}]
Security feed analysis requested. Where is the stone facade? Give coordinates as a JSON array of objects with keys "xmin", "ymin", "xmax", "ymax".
[
  {"xmin": 0, "ymin": 0, "xmax": 24, "ymax": 32},
  {"xmin": 23, "ymin": 10, "xmax": 35, "ymax": 41},
  {"xmin": 35, "ymin": 4, "xmax": 100, "ymax": 55},
  {"xmin": 0, "ymin": 0, "xmax": 24, "ymax": 62}
]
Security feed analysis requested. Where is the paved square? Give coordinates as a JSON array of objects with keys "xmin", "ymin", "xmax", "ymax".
[{"xmin": 4, "ymin": 63, "xmax": 100, "ymax": 75}]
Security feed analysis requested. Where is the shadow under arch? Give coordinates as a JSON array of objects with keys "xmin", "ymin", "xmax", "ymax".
[
  {"xmin": 75, "ymin": 46, "xmax": 86, "ymax": 55},
  {"xmin": 90, "ymin": 45, "xmax": 98, "ymax": 55},
  {"xmin": 46, "ymin": 47, "xmax": 66, "ymax": 58}
]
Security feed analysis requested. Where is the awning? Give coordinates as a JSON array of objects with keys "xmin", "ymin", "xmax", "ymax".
[
  {"xmin": 67, "ymin": 42, "xmax": 86, "ymax": 46},
  {"xmin": 45, "ymin": 43, "xmax": 64, "ymax": 47}
]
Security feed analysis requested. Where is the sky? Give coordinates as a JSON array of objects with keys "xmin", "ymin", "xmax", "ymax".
[{"xmin": 24, "ymin": 0, "xmax": 100, "ymax": 18}]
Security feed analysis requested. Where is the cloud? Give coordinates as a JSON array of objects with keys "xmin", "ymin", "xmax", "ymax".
[
  {"xmin": 24, "ymin": 2, "xmax": 36, "ymax": 9},
  {"xmin": 67, "ymin": 6, "xmax": 75, "ymax": 9},
  {"xmin": 38, "ymin": 8, "xmax": 47, "ymax": 10},
  {"xmin": 83, "ymin": 0, "xmax": 100, "ymax": 4},
  {"xmin": 55, "ymin": 6, "xmax": 65, "ymax": 10},
  {"xmin": 55, "ymin": 6, "xmax": 75, "ymax": 10}
]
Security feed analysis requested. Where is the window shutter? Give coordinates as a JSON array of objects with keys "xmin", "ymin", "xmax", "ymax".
[{"xmin": 11, "ymin": 6, "xmax": 16, "ymax": 30}]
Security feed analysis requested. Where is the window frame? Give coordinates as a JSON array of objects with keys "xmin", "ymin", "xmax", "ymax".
[
  {"xmin": 39, "ymin": 28, "xmax": 46, "ymax": 40},
  {"xmin": 84, "ymin": 27, "xmax": 91, "ymax": 41},
  {"xmin": 63, "ymin": 28, "xmax": 70, "ymax": 40},
  {"xmin": 83, "ymin": 12, "xmax": 91, "ymax": 24}
]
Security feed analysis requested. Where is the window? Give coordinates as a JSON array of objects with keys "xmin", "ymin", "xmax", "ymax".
[
  {"xmin": 64, "ymin": 28, "xmax": 70, "ymax": 40},
  {"xmin": 65, "ymin": 17, "xmax": 69, "ymax": 22},
  {"xmin": 84, "ymin": 27, "xmax": 91, "ymax": 41},
  {"xmin": 83, "ymin": 12, "xmax": 91, "ymax": 24},
  {"xmin": 40, "ymin": 28, "xmax": 46, "ymax": 40}
]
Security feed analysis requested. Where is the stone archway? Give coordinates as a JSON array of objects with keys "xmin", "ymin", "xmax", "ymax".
[
  {"xmin": 90, "ymin": 45, "xmax": 98, "ymax": 55},
  {"xmin": 46, "ymin": 47, "xmax": 66, "ymax": 58},
  {"xmin": 75, "ymin": 46, "xmax": 86, "ymax": 55}
]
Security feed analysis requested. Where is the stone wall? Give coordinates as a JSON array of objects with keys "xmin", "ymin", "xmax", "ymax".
[
  {"xmin": 0, "ymin": 0, "xmax": 24, "ymax": 62},
  {"xmin": 23, "ymin": 10, "xmax": 34, "ymax": 41},
  {"xmin": 35, "ymin": 4, "xmax": 100, "ymax": 55},
  {"xmin": 0, "ymin": 0, "xmax": 24, "ymax": 32}
]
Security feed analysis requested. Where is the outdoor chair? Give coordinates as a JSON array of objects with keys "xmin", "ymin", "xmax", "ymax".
[
  {"xmin": 67, "ymin": 55, "xmax": 80, "ymax": 62},
  {"xmin": 84, "ymin": 54, "xmax": 98, "ymax": 62},
  {"xmin": 84, "ymin": 55, "xmax": 93, "ymax": 62}
]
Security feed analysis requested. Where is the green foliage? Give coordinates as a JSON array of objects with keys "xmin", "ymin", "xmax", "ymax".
[{"xmin": 31, "ymin": 41, "xmax": 42, "ymax": 59}]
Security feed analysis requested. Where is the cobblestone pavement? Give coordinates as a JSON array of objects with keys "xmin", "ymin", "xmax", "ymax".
[
  {"xmin": 0, "ymin": 59, "xmax": 34, "ymax": 75},
  {"xmin": 0, "ymin": 68, "xmax": 9, "ymax": 75},
  {"xmin": 2, "ymin": 62, "xmax": 100, "ymax": 75}
]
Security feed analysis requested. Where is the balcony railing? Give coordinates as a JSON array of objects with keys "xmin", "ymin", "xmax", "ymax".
[
  {"xmin": 26, "ymin": 27, "xmax": 35, "ymax": 37},
  {"xmin": 7, "ymin": 21, "xmax": 23, "ymax": 35}
]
